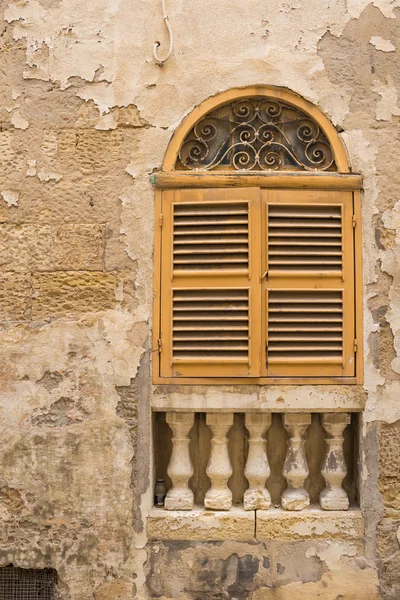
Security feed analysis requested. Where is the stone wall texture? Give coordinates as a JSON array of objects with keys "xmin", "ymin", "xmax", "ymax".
[{"xmin": 0, "ymin": 0, "xmax": 400, "ymax": 598}]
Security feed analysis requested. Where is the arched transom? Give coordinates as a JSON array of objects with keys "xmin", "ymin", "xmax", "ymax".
[{"xmin": 176, "ymin": 96, "xmax": 337, "ymax": 172}]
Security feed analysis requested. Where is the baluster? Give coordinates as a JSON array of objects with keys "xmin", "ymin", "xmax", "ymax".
[
  {"xmin": 205, "ymin": 413, "xmax": 233, "ymax": 510},
  {"xmin": 164, "ymin": 412, "xmax": 194, "ymax": 511},
  {"xmin": 244, "ymin": 413, "xmax": 272, "ymax": 510},
  {"xmin": 281, "ymin": 413, "xmax": 311, "ymax": 511},
  {"xmin": 320, "ymin": 413, "xmax": 351, "ymax": 510}
]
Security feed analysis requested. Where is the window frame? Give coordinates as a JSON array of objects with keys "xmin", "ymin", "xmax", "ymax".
[
  {"xmin": 152, "ymin": 86, "xmax": 363, "ymax": 385},
  {"xmin": 153, "ymin": 175, "xmax": 363, "ymax": 385}
]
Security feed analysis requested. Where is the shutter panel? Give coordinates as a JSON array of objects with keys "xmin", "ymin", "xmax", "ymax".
[
  {"xmin": 263, "ymin": 190, "xmax": 355, "ymax": 377},
  {"xmin": 160, "ymin": 188, "xmax": 261, "ymax": 378}
]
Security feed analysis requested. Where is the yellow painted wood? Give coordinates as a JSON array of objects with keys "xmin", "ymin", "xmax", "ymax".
[
  {"xmin": 152, "ymin": 374, "xmax": 358, "ymax": 385},
  {"xmin": 262, "ymin": 189, "xmax": 355, "ymax": 378},
  {"xmin": 353, "ymin": 190, "xmax": 364, "ymax": 384},
  {"xmin": 152, "ymin": 189, "xmax": 162, "ymax": 381},
  {"xmin": 248, "ymin": 191, "xmax": 262, "ymax": 377},
  {"xmin": 159, "ymin": 188, "xmax": 261, "ymax": 378},
  {"xmin": 154, "ymin": 185, "xmax": 362, "ymax": 383},
  {"xmin": 152, "ymin": 172, "xmax": 362, "ymax": 190},
  {"xmin": 342, "ymin": 192, "xmax": 356, "ymax": 377},
  {"xmin": 162, "ymin": 86, "xmax": 350, "ymax": 173},
  {"xmin": 159, "ymin": 189, "xmax": 174, "ymax": 377}
]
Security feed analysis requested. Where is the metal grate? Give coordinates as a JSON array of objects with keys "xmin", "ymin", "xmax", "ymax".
[
  {"xmin": 0, "ymin": 566, "xmax": 57, "ymax": 600},
  {"xmin": 176, "ymin": 96, "xmax": 337, "ymax": 172}
]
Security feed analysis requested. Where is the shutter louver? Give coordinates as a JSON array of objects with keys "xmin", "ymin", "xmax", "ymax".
[
  {"xmin": 157, "ymin": 187, "xmax": 357, "ymax": 382},
  {"xmin": 173, "ymin": 203, "xmax": 249, "ymax": 271},
  {"xmin": 268, "ymin": 205, "xmax": 342, "ymax": 273},
  {"xmin": 267, "ymin": 290, "xmax": 343, "ymax": 362},
  {"xmin": 160, "ymin": 188, "xmax": 261, "ymax": 378},
  {"xmin": 173, "ymin": 289, "xmax": 249, "ymax": 360},
  {"xmin": 263, "ymin": 190, "xmax": 355, "ymax": 378}
]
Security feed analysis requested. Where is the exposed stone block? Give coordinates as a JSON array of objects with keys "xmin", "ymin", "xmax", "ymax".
[
  {"xmin": 377, "ymin": 517, "xmax": 400, "ymax": 557},
  {"xmin": 58, "ymin": 129, "xmax": 125, "ymax": 174},
  {"xmin": 147, "ymin": 507, "xmax": 255, "ymax": 541},
  {"xmin": 377, "ymin": 518, "xmax": 400, "ymax": 595},
  {"xmin": 256, "ymin": 508, "xmax": 364, "ymax": 540},
  {"xmin": 94, "ymin": 580, "xmax": 134, "ymax": 600},
  {"xmin": 251, "ymin": 569, "xmax": 380, "ymax": 600},
  {"xmin": 379, "ymin": 422, "xmax": 400, "ymax": 514},
  {"xmin": 0, "ymin": 272, "xmax": 31, "ymax": 321},
  {"xmin": 379, "ymin": 420, "xmax": 400, "ymax": 477},
  {"xmin": 12, "ymin": 176, "xmax": 123, "ymax": 226},
  {"xmin": 0, "ymin": 225, "xmax": 52, "ymax": 272},
  {"xmin": 55, "ymin": 224, "xmax": 104, "ymax": 270},
  {"xmin": 379, "ymin": 477, "xmax": 400, "ymax": 512},
  {"xmin": 104, "ymin": 231, "xmax": 135, "ymax": 271},
  {"xmin": 32, "ymin": 271, "xmax": 116, "ymax": 319},
  {"xmin": 0, "ymin": 224, "xmax": 104, "ymax": 272},
  {"xmin": 0, "ymin": 131, "xmax": 25, "ymax": 176}
]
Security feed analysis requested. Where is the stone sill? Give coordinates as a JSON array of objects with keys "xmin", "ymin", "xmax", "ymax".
[
  {"xmin": 151, "ymin": 388, "xmax": 364, "ymax": 413},
  {"xmin": 257, "ymin": 507, "xmax": 364, "ymax": 540},
  {"xmin": 147, "ymin": 507, "xmax": 364, "ymax": 541},
  {"xmin": 148, "ymin": 506, "xmax": 254, "ymax": 540}
]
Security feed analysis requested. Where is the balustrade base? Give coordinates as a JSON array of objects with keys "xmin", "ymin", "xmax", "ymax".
[
  {"xmin": 148, "ymin": 506, "xmax": 254, "ymax": 541},
  {"xmin": 164, "ymin": 489, "xmax": 194, "ymax": 511},
  {"xmin": 320, "ymin": 489, "xmax": 350, "ymax": 511},
  {"xmin": 204, "ymin": 489, "xmax": 232, "ymax": 511},
  {"xmin": 257, "ymin": 508, "xmax": 363, "ymax": 541},
  {"xmin": 148, "ymin": 507, "xmax": 363, "ymax": 541},
  {"xmin": 281, "ymin": 488, "xmax": 310, "ymax": 511},
  {"xmin": 244, "ymin": 488, "xmax": 271, "ymax": 511}
]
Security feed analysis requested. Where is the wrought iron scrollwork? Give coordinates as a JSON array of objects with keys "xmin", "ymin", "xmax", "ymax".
[{"xmin": 176, "ymin": 97, "xmax": 336, "ymax": 172}]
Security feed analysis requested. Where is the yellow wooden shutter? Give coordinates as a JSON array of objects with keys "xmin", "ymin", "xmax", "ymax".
[
  {"xmin": 262, "ymin": 190, "xmax": 355, "ymax": 378},
  {"xmin": 160, "ymin": 188, "xmax": 261, "ymax": 378}
]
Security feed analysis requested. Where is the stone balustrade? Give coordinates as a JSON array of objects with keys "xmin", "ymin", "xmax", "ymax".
[
  {"xmin": 164, "ymin": 412, "xmax": 195, "ymax": 510},
  {"xmin": 156, "ymin": 411, "xmax": 353, "ymax": 512},
  {"xmin": 281, "ymin": 413, "xmax": 311, "ymax": 511},
  {"xmin": 204, "ymin": 413, "xmax": 234, "ymax": 510},
  {"xmin": 243, "ymin": 413, "xmax": 272, "ymax": 510}
]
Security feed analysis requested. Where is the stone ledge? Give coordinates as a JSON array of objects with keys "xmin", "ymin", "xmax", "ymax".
[
  {"xmin": 147, "ymin": 506, "xmax": 255, "ymax": 541},
  {"xmin": 151, "ymin": 389, "xmax": 365, "ymax": 413},
  {"xmin": 147, "ymin": 507, "xmax": 364, "ymax": 542},
  {"xmin": 256, "ymin": 507, "xmax": 364, "ymax": 540}
]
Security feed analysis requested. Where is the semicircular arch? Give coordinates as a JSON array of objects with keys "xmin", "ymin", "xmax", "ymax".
[{"xmin": 163, "ymin": 85, "xmax": 349, "ymax": 173}]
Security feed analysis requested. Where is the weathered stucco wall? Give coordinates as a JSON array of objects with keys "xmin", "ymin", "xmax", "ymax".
[{"xmin": 0, "ymin": 0, "xmax": 400, "ymax": 598}]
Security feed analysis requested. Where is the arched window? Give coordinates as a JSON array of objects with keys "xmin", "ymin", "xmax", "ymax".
[{"xmin": 152, "ymin": 86, "xmax": 363, "ymax": 384}]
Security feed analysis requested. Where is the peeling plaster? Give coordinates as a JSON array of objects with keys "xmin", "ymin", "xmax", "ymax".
[
  {"xmin": 37, "ymin": 170, "xmax": 63, "ymax": 182},
  {"xmin": 1, "ymin": 0, "xmax": 400, "ymax": 597},
  {"xmin": 305, "ymin": 542, "xmax": 358, "ymax": 570},
  {"xmin": 26, "ymin": 159, "xmax": 37, "ymax": 176},
  {"xmin": 370, "ymin": 35, "xmax": 396, "ymax": 51},
  {"xmin": 3, "ymin": 0, "xmax": 400, "ymax": 120},
  {"xmin": 373, "ymin": 75, "xmax": 400, "ymax": 120},
  {"xmin": 4, "ymin": 0, "xmax": 117, "ymax": 92},
  {"xmin": 1, "ymin": 190, "xmax": 19, "ymax": 207},
  {"xmin": 11, "ymin": 110, "xmax": 29, "ymax": 130}
]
